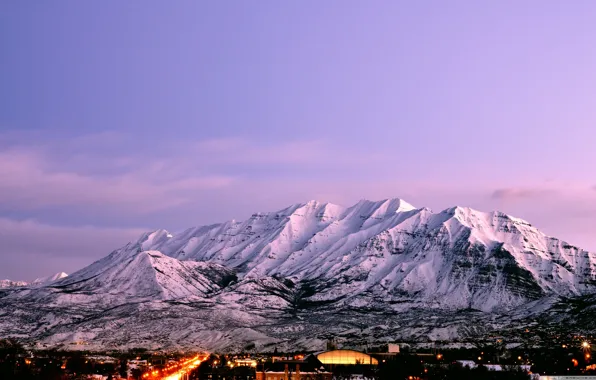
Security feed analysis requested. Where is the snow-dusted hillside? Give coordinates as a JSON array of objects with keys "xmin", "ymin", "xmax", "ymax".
[{"xmin": 0, "ymin": 198, "xmax": 595, "ymax": 351}]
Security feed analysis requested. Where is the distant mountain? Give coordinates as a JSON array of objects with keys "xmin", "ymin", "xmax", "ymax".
[
  {"xmin": 0, "ymin": 199, "xmax": 595, "ymax": 351},
  {"xmin": 0, "ymin": 279, "xmax": 28, "ymax": 289},
  {"xmin": 0, "ymin": 272, "xmax": 68, "ymax": 289},
  {"xmin": 33, "ymin": 272, "xmax": 68, "ymax": 285}
]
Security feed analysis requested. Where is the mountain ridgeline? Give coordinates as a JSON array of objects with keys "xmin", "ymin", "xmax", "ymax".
[
  {"xmin": 1, "ymin": 198, "xmax": 595, "ymax": 351},
  {"xmin": 0, "ymin": 272, "xmax": 68, "ymax": 289}
]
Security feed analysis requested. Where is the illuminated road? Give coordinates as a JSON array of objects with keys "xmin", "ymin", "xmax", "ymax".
[
  {"xmin": 141, "ymin": 356, "xmax": 204, "ymax": 380},
  {"xmin": 162, "ymin": 357, "xmax": 203, "ymax": 380}
]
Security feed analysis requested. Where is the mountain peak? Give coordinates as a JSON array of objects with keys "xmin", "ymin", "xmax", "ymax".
[
  {"xmin": 349, "ymin": 198, "xmax": 416, "ymax": 218},
  {"xmin": 382, "ymin": 197, "xmax": 416, "ymax": 212},
  {"xmin": 33, "ymin": 272, "xmax": 68, "ymax": 285},
  {"xmin": 137, "ymin": 229, "xmax": 174, "ymax": 250}
]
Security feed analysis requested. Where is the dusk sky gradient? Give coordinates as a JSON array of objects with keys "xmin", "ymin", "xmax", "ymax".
[{"xmin": 1, "ymin": 1, "xmax": 596, "ymax": 280}]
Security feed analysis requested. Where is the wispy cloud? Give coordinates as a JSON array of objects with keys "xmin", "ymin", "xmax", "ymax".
[
  {"xmin": 491, "ymin": 187, "xmax": 556, "ymax": 200},
  {"xmin": 0, "ymin": 146, "xmax": 234, "ymax": 212},
  {"xmin": 0, "ymin": 133, "xmax": 398, "ymax": 214},
  {"xmin": 2, "ymin": 131, "xmax": 596, "ymax": 259},
  {"xmin": 0, "ymin": 217, "xmax": 145, "ymax": 280},
  {"xmin": 0, "ymin": 217, "xmax": 144, "ymax": 257}
]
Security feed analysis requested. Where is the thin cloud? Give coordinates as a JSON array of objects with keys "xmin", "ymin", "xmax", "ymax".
[
  {"xmin": 491, "ymin": 187, "xmax": 556, "ymax": 200},
  {"xmin": 0, "ymin": 217, "xmax": 145, "ymax": 280},
  {"xmin": 0, "ymin": 147, "xmax": 234, "ymax": 212},
  {"xmin": 2, "ymin": 132, "xmax": 596, "ymax": 257}
]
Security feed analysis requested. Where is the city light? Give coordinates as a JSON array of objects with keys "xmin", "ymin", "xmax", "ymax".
[{"xmin": 149, "ymin": 355, "xmax": 204, "ymax": 380}]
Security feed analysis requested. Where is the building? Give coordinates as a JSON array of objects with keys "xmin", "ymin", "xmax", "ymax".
[
  {"xmin": 256, "ymin": 361, "xmax": 332, "ymax": 380},
  {"xmin": 316, "ymin": 350, "xmax": 379, "ymax": 366},
  {"xmin": 234, "ymin": 358, "xmax": 258, "ymax": 367},
  {"xmin": 388, "ymin": 343, "xmax": 400, "ymax": 353}
]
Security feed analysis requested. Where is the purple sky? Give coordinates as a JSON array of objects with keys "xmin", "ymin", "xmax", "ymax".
[{"xmin": 1, "ymin": 1, "xmax": 596, "ymax": 280}]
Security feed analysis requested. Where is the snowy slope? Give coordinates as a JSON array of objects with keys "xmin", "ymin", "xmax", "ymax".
[
  {"xmin": 1, "ymin": 198, "xmax": 595, "ymax": 350},
  {"xmin": 18, "ymin": 246, "xmax": 238, "ymax": 309},
  {"xmin": 128, "ymin": 199, "xmax": 596, "ymax": 311}
]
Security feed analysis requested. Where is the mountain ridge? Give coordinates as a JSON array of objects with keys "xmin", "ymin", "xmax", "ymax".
[
  {"xmin": 0, "ymin": 272, "xmax": 68, "ymax": 288},
  {"xmin": 126, "ymin": 198, "xmax": 596, "ymax": 311},
  {"xmin": 0, "ymin": 198, "xmax": 595, "ymax": 351}
]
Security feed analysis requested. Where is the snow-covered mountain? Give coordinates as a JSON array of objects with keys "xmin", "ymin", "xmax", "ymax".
[
  {"xmin": 127, "ymin": 198, "xmax": 596, "ymax": 311},
  {"xmin": 50, "ymin": 247, "xmax": 235, "ymax": 305},
  {"xmin": 0, "ymin": 198, "xmax": 595, "ymax": 351},
  {"xmin": 0, "ymin": 279, "xmax": 28, "ymax": 289}
]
